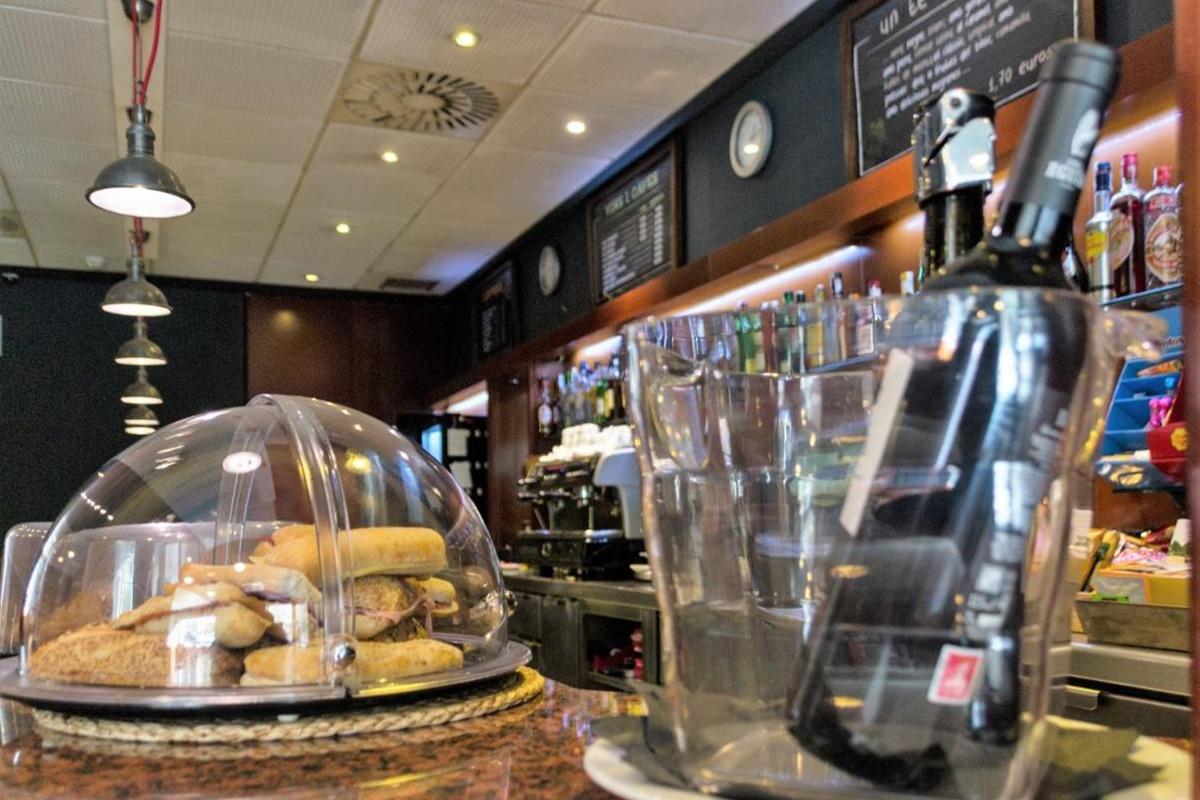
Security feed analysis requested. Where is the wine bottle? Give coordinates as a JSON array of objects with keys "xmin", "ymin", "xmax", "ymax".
[
  {"xmin": 787, "ymin": 40, "xmax": 1121, "ymax": 795},
  {"xmin": 1110, "ymin": 153, "xmax": 1147, "ymax": 296},
  {"xmin": 913, "ymin": 89, "xmax": 996, "ymax": 285},
  {"xmin": 1085, "ymin": 162, "xmax": 1116, "ymax": 303}
]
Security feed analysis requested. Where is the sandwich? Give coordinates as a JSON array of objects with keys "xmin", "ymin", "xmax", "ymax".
[
  {"xmin": 252, "ymin": 526, "xmax": 447, "ymax": 585},
  {"xmin": 29, "ymin": 624, "xmax": 243, "ymax": 687},
  {"xmin": 112, "ymin": 582, "xmax": 273, "ymax": 649},
  {"xmin": 350, "ymin": 575, "xmax": 458, "ymax": 640},
  {"xmin": 178, "ymin": 562, "xmax": 322, "ymax": 643},
  {"xmin": 240, "ymin": 639, "xmax": 463, "ymax": 686}
]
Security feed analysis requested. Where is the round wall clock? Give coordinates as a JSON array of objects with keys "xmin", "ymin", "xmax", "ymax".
[
  {"xmin": 729, "ymin": 100, "xmax": 773, "ymax": 178},
  {"xmin": 538, "ymin": 245, "xmax": 561, "ymax": 296}
]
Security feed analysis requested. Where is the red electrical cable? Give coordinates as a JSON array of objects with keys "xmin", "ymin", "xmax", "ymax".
[
  {"xmin": 130, "ymin": 4, "xmax": 141, "ymax": 105},
  {"xmin": 141, "ymin": 0, "xmax": 163, "ymax": 96}
]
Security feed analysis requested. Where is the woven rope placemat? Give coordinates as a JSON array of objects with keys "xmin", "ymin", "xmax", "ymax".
[{"xmin": 33, "ymin": 667, "xmax": 544, "ymax": 744}]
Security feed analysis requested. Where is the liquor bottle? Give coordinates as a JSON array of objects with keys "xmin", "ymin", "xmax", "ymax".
[
  {"xmin": 760, "ymin": 301, "xmax": 779, "ymax": 373},
  {"xmin": 913, "ymin": 89, "xmax": 996, "ymax": 285},
  {"xmin": 1110, "ymin": 152, "xmax": 1146, "ymax": 296},
  {"xmin": 899, "ymin": 271, "xmax": 916, "ymax": 295},
  {"xmin": 855, "ymin": 280, "xmax": 884, "ymax": 355},
  {"xmin": 1084, "ymin": 162, "xmax": 1115, "ymax": 303},
  {"xmin": 536, "ymin": 378, "xmax": 554, "ymax": 436},
  {"xmin": 778, "ymin": 291, "xmax": 798, "ymax": 374},
  {"xmin": 734, "ymin": 302, "xmax": 758, "ymax": 373},
  {"xmin": 829, "ymin": 272, "xmax": 853, "ymax": 362},
  {"xmin": 1144, "ymin": 165, "xmax": 1182, "ymax": 287},
  {"xmin": 609, "ymin": 355, "xmax": 626, "ymax": 421},
  {"xmin": 804, "ymin": 284, "xmax": 826, "ymax": 370},
  {"xmin": 592, "ymin": 363, "xmax": 609, "ymax": 425},
  {"xmin": 788, "ymin": 40, "xmax": 1122, "ymax": 793}
]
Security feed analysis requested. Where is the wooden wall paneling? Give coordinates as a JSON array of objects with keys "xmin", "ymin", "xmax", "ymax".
[
  {"xmin": 486, "ymin": 370, "xmax": 532, "ymax": 555},
  {"xmin": 1172, "ymin": 0, "xmax": 1198, "ymax": 768}
]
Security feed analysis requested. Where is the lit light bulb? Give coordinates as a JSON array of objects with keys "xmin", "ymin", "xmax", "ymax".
[{"xmin": 453, "ymin": 29, "xmax": 479, "ymax": 48}]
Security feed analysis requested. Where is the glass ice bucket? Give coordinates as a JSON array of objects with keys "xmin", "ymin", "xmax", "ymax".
[{"xmin": 624, "ymin": 288, "xmax": 1161, "ymax": 800}]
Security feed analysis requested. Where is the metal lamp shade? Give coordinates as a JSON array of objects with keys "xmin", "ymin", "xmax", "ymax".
[
  {"xmin": 115, "ymin": 322, "xmax": 166, "ymax": 365},
  {"xmin": 120, "ymin": 373, "xmax": 163, "ymax": 406},
  {"xmin": 102, "ymin": 274, "xmax": 171, "ymax": 317},
  {"xmin": 86, "ymin": 155, "xmax": 194, "ymax": 219},
  {"xmin": 124, "ymin": 405, "xmax": 160, "ymax": 427},
  {"xmin": 86, "ymin": 105, "xmax": 194, "ymax": 219}
]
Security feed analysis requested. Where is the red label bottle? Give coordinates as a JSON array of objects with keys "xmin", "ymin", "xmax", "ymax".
[{"xmin": 1109, "ymin": 152, "xmax": 1146, "ymax": 296}]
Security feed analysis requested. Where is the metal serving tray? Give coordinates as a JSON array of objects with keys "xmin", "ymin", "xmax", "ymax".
[{"xmin": 0, "ymin": 636, "xmax": 530, "ymax": 715}]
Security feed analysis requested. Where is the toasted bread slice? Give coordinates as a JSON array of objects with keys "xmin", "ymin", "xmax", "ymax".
[{"xmin": 29, "ymin": 624, "xmax": 242, "ymax": 687}]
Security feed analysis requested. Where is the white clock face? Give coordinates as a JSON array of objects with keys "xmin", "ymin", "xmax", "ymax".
[
  {"xmin": 538, "ymin": 246, "xmax": 561, "ymax": 296},
  {"xmin": 730, "ymin": 101, "xmax": 772, "ymax": 178}
]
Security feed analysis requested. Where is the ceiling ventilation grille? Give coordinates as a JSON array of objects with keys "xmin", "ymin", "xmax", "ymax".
[
  {"xmin": 378, "ymin": 276, "xmax": 439, "ymax": 294},
  {"xmin": 340, "ymin": 69, "xmax": 500, "ymax": 133},
  {"xmin": 0, "ymin": 210, "xmax": 26, "ymax": 239}
]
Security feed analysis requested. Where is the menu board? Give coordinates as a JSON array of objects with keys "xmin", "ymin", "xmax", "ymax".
[
  {"xmin": 589, "ymin": 144, "xmax": 679, "ymax": 303},
  {"xmin": 476, "ymin": 262, "xmax": 516, "ymax": 358},
  {"xmin": 851, "ymin": 0, "xmax": 1083, "ymax": 175}
]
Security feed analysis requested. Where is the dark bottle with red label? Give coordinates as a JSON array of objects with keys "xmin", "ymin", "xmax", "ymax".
[
  {"xmin": 1109, "ymin": 152, "xmax": 1147, "ymax": 296},
  {"xmin": 787, "ymin": 40, "xmax": 1121, "ymax": 796}
]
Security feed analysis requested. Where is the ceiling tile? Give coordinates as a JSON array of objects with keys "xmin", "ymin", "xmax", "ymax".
[
  {"xmin": 0, "ymin": 6, "xmax": 109, "ymax": 90},
  {"xmin": 0, "ymin": 79, "xmax": 113, "ymax": 144},
  {"xmin": 167, "ymin": 103, "xmax": 322, "ymax": 165},
  {"xmin": 2, "ymin": 1, "xmax": 104, "ymax": 18},
  {"xmin": 394, "ymin": 213, "xmax": 519, "ymax": 252},
  {"xmin": 291, "ymin": 164, "xmax": 443, "ymax": 219},
  {"xmin": 34, "ymin": 240, "xmax": 125, "ymax": 271},
  {"xmin": 418, "ymin": 191, "xmax": 535, "ymax": 230},
  {"xmin": 0, "ymin": 237, "xmax": 35, "ymax": 266},
  {"xmin": 153, "ymin": 254, "xmax": 262, "ymax": 283},
  {"xmin": 593, "ymin": 0, "xmax": 818, "ymax": 42},
  {"xmin": 167, "ymin": 153, "xmax": 302, "ymax": 207},
  {"xmin": 0, "ymin": 179, "xmax": 11, "ymax": 210},
  {"xmin": 366, "ymin": 242, "xmax": 443, "ymax": 277},
  {"xmin": 362, "ymin": 242, "xmax": 490, "ymax": 292},
  {"xmin": 169, "ymin": 0, "xmax": 373, "ymax": 59},
  {"xmin": 277, "ymin": 206, "xmax": 406, "ymax": 246},
  {"xmin": 260, "ymin": 253, "xmax": 371, "ymax": 290},
  {"xmin": 21, "ymin": 208, "xmax": 123, "ymax": 245},
  {"xmin": 313, "ymin": 123, "xmax": 474, "ymax": 177},
  {"xmin": 534, "ymin": 15, "xmax": 749, "ymax": 106},
  {"xmin": 169, "ymin": 197, "xmax": 287, "ymax": 236},
  {"xmin": 486, "ymin": 88, "xmax": 669, "ymax": 159},
  {"xmin": 6, "ymin": 177, "xmax": 90, "ymax": 214},
  {"xmin": 0, "ymin": 136, "xmax": 115, "ymax": 184},
  {"xmin": 438, "ymin": 143, "xmax": 609, "ymax": 217},
  {"xmin": 361, "ymin": 0, "xmax": 578, "ymax": 84},
  {"xmin": 162, "ymin": 223, "xmax": 275, "ymax": 264},
  {"xmin": 525, "ymin": 0, "xmax": 592, "ymax": 8},
  {"xmin": 167, "ymin": 34, "xmax": 346, "ymax": 119}
]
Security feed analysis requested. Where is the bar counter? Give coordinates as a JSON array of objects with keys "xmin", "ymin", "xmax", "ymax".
[{"xmin": 0, "ymin": 679, "xmax": 637, "ymax": 799}]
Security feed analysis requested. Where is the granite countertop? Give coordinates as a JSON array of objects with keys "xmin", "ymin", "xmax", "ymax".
[{"xmin": 0, "ymin": 680, "xmax": 640, "ymax": 799}]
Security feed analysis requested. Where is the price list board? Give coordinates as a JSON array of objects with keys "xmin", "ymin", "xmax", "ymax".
[
  {"xmin": 849, "ymin": 0, "xmax": 1087, "ymax": 175},
  {"xmin": 475, "ymin": 261, "xmax": 517, "ymax": 359},
  {"xmin": 589, "ymin": 143, "xmax": 680, "ymax": 304}
]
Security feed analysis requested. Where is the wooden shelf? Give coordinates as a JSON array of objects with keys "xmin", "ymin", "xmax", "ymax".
[{"xmin": 430, "ymin": 25, "xmax": 1177, "ymax": 405}]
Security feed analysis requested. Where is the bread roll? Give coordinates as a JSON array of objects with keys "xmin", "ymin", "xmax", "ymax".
[
  {"xmin": 255, "ymin": 527, "xmax": 447, "ymax": 584},
  {"xmin": 178, "ymin": 562, "xmax": 322, "ymax": 607},
  {"xmin": 241, "ymin": 639, "xmax": 463, "ymax": 686},
  {"xmin": 29, "ymin": 624, "xmax": 243, "ymax": 687}
]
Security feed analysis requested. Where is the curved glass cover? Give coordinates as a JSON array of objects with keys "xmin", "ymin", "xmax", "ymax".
[{"xmin": 18, "ymin": 396, "xmax": 506, "ymax": 702}]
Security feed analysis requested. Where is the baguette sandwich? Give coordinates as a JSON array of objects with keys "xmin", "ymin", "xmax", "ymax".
[
  {"xmin": 251, "ymin": 526, "xmax": 447, "ymax": 584},
  {"xmin": 240, "ymin": 639, "xmax": 463, "ymax": 686},
  {"xmin": 112, "ymin": 582, "xmax": 273, "ymax": 649},
  {"xmin": 178, "ymin": 562, "xmax": 322, "ymax": 643}
]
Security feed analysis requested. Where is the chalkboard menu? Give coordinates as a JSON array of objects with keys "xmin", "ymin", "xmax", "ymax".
[
  {"xmin": 476, "ymin": 262, "xmax": 516, "ymax": 358},
  {"xmin": 850, "ymin": 0, "xmax": 1085, "ymax": 175},
  {"xmin": 589, "ymin": 143, "xmax": 680, "ymax": 303}
]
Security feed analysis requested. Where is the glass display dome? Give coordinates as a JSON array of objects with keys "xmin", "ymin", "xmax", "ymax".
[{"xmin": 7, "ymin": 395, "xmax": 518, "ymax": 709}]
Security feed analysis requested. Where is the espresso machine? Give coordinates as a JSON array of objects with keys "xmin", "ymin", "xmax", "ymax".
[{"xmin": 515, "ymin": 426, "xmax": 643, "ymax": 578}]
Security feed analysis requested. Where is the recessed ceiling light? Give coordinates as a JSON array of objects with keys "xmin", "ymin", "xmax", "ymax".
[
  {"xmin": 380, "ymin": 150, "xmax": 399, "ymax": 164},
  {"xmin": 304, "ymin": 273, "xmax": 320, "ymax": 283},
  {"xmin": 565, "ymin": 119, "xmax": 587, "ymax": 135},
  {"xmin": 453, "ymin": 28, "xmax": 479, "ymax": 48},
  {"xmin": 335, "ymin": 222, "xmax": 351, "ymax": 235}
]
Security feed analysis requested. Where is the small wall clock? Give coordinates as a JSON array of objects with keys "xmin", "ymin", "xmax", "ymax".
[{"xmin": 729, "ymin": 100, "xmax": 772, "ymax": 178}]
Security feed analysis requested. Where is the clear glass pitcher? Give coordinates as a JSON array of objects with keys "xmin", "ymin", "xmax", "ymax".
[{"xmin": 624, "ymin": 288, "xmax": 1161, "ymax": 800}]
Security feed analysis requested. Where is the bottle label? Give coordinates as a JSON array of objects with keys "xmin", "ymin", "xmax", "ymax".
[
  {"xmin": 1146, "ymin": 210, "xmax": 1182, "ymax": 283},
  {"xmin": 1108, "ymin": 209, "xmax": 1134, "ymax": 268},
  {"xmin": 1084, "ymin": 227, "xmax": 1108, "ymax": 264},
  {"xmin": 855, "ymin": 321, "xmax": 875, "ymax": 355},
  {"xmin": 537, "ymin": 405, "xmax": 552, "ymax": 427}
]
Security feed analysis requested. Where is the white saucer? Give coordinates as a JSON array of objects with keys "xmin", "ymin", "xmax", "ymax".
[{"xmin": 583, "ymin": 723, "xmax": 1191, "ymax": 800}]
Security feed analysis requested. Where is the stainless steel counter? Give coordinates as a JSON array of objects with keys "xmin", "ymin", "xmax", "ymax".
[
  {"xmin": 503, "ymin": 573, "xmax": 657, "ymax": 610},
  {"xmin": 1069, "ymin": 636, "xmax": 1190, "ymax": 697}
]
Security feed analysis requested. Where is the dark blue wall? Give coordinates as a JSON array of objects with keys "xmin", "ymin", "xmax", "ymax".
[{"xmin": 446, "ymin": 0, "xmax": 1174, "ymax": 382}]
